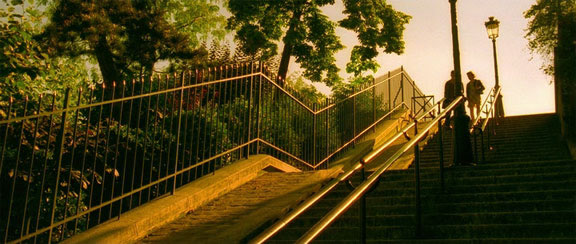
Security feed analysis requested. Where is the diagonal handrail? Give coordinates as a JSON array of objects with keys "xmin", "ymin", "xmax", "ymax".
[
  {"xmin": 295, "ymin": 96, "xmax": 464, "ymax": 243},
  {"xmin": 470, "ymin": 86, "xmax": 499, "ymax": 131},
  {"xmin": 249, "ymin": 98, "xmax": 452, "ymax": 244},
  {"xmin": 470, "ymin": 86, "xmax": 502, "ymax": 163}
]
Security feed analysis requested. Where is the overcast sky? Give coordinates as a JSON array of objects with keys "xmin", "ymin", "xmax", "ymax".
[{"xmin": 314, "ymin": 0, "xmax": 553, "ymax": 116}]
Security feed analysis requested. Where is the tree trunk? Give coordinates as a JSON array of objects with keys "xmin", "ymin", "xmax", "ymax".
[
  {"xmin": 94, "ymin": 35, "xmax": 122, "ymax": 88},
  {"xmin": 277, "ymin": 10, "xmax": 303, "ymax": 87}
]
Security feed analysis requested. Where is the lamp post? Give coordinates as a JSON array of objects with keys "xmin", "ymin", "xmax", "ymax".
[
  {"xmin": 485, "ymin": 16, "xmax": 505, "ymax": 118},
  {"xmin": 448, "ymin": 0, "xmax": 474, "ymax": 166}
]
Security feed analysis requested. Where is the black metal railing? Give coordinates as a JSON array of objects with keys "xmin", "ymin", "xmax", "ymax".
[
  {"xmin": 470, "ymin": 86, "xmax": 502, "ymax": 163},
  {"xmin": 294, "ymin": 96, "xmax": 465, "ymax": 243},
  {"xmin": 254, "ymin": 87, "xmax": 504, "ymax": 243},
  {"xmin": 0, "ymin": 62, "xmax": 429, "ymax": 243}
]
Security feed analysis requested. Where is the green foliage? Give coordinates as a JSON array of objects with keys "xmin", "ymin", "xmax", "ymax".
[
  {"xmin": 227, "ymin": 0, "xmax": 344, "ymax": 86},
  {"xmin": 340, "ymin": 0, "xmax": 410, "ymax": 76},
  {"xmin": 227, "ymin": 0, "xmax": 409, "ymax": 86},
  {"xmin": 0, "ymin": 5, "xmax": 90, "ymax": 103},
  {"xmin": 286, "ymin": 72, "xmax": 327, "ymax": 105},
  {"xmin": 524, "ymin": 0, "xmax": 576, "ymax": 75},
  {"xmin": 42, "ymin": 0, "xmax": 227, "ymax": 85}
]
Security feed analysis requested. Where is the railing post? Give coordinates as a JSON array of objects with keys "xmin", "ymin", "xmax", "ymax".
[
  {"xmin": 326, "ymin": 98, "xmax": 330, "ymax": 165},
  {"xmin": 48, "ymin": 88, "xmax": 71, "ymax": 243},
  {"xmin": 4, "ymin": 97, "xmax": 26, "ymax": 243},
  {"xmin": 413, "ymin": 117, "xmax": 422, "ymax": 238},
  {"xmin": 401, "ymin": 67, "xmax": 405, "ymax": 105},
  {"xmin": 353, "ymin": 87, "xmax": 357, "ymax": 145},
  {"xmin": 438, "ymin": 103, "xmax": 445, "ymax": 192},
  {"xmin": 256, "ymin": 62, "xmax": 263, "ymax": 153},
  {"xmin": 481, "ymin": 129, "xmax": 486, "ymax": 163},
  {"xmin": 388, "ymin": 71, "xmax": 391, "ymax": 110},
  {"xmin": 372, "ymin": 77, "xmax": 376, "ymax": 132},
  {"xmin": 246, "ymin": 62, "xmax": 254, "ymax": 157},
  {"xmin": 173, "ymin": 72, "xmax": 185, "ymax": 194},
  {"xmin": 313, "ymin": 103, "xmax": 317, "ymax": 165},
  {"xmin": 473, "ymin": 128, "xmax": 478, "ymax": 164},
  {"xmin": 360, "ymin": 160, "xmax": 367, "ymax": 244}
]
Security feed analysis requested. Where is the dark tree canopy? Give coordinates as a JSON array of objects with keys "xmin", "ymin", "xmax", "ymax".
[
  {"xmin": 228, "ymin": 0, "xmax": 344, "ymax": 87},
  {"xmin": 524, "ymin": 0, "xmax": 576, "ymax": 75},
  {"xmin": 42, "ymin": 0, "xmax": 226, "ymax": 86},
  {"xmin": 227, "ymin": 0, "xmax": 410, "ymax": 87},
  {"xmin": 340, "ymin": 0, "xmax": 410, "ymax": 76}
]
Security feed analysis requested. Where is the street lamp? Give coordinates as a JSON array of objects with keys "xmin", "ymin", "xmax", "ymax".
[
  {"xmin": 485, "ymin": 16, "xmax": 505, "ymax": 117},
  {"xmin": 448, "ymin": 0, "xmax": 474, "ymax": 166}
]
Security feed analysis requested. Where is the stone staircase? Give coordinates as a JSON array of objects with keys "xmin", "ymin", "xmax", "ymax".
[{"xmin": 264, "ymin": 113, "xmax": 576, "ymax": 243}]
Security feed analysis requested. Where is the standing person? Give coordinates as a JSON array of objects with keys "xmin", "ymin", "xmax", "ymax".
[
  {"xmin": 465, "ymin": 71, "xmax": 485, "ymax": 122},
  {"xmin": 443, "ymin": 71, "xmax": 462, "ymax": 128}
]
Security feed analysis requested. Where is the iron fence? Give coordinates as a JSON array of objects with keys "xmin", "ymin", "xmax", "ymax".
[{"xmin": 0, "ymin": 62, "xmax": 430, "ymax": 243}]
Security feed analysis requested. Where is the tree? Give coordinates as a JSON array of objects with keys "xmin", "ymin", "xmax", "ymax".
[
  {"xmin": 0, "ymin": 2, "xmax": 90, "ymax": 103},
  {"xmin": 340, "ymin": 0, "xmax": 410, "ymax": 77},
  {"xmin": 42, "ymin": 0, "xmax": 227, "ymax": 87},
  {"xmin": 525, "ymin": 0, "xmax": 576, "ymax": 154},
  {"xmin": 524, "ymin": 0, "xmax": 576, "ymax": 75},
  {"xmin": 227, "ymin": 0, "xmax": 410, "ymax": 87}
]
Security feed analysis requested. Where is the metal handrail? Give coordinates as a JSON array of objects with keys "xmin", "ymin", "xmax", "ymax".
[
  {"xmin": 250, "ymin": 98, "xmax": 451, "ymax": 244},
  {"xmin": 315, "ymin": 103, "xmax": 409, "ymax": 166},
  {"xmin": 479, "ymin": 87, "xmax": 501, "ymax": 132},
  {"xmin": 470, "ymin": 86, "xmax": 497, "ymax": 131},
  {"xmin": 296, "ymin": 96, "xmax": 464, "ymax": 243}
]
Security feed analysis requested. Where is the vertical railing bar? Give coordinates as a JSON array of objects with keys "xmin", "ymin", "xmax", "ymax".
[
  {"xmin": 207, "ymin": 68, "xmax": 217, "ymax": 173},
  {"xmin": 256, "ymin": 63, "xmax": 262, "ymax": 153},
  {"xmin": 0, "ymin": 97, "xmax": 13, "ymax": 180},
  {"xmin": 233, "ymin": 65, "xmax": 241, "ymax": 161},
  {"xmin": 225, "ymin": 65, "xmax": 234, "ymax": 163},
  {"xmin": 325, "ymin": 98, "xmax": 329, "ymax": 166},
  {"xmin": 201, "ymin": 68, "xmax": 211, "ymax": 173},
  {"xmin": 140, "ymin": 76, "xmax": 156, "ymax": 205},
  {"xmin": 98, "ymin": 82, "xmax": 116, "ymax": 224},
  {"xmin": 438, "ymin": 102, "xmax": 445, "ymax": 192},
  {"xmin": 235, "ymin": 64, "xmax": 244, "ymax": 160},
  {"xmin": 313, "ymin": 103, "xmax": 317, "ymax": 165},
  {"xmin": 171, "ymin": 72, "xmax": 185, "ymax": 194},
  {"xmin": 61, "ymin": 88, "xmax": 83, "ymax": 235},
  {"xmin": 163, "ymin": 74, "xmax": 176, "ymax": 194},
  {"xmin": 247, "ymin": 63, "xmax": 254, "ymax": 157},
  {"xmin": 4, "ymin": 97, "xmax": 29, "ymax": 243},
  {"xmin": 155, "ymin": 75, "xmax": 170, "ymax": 197},
  {"xmin": 33, "ymin": 94, "xmax": 56, "ymax": 243},
  {"xmin": 387, "ymin": 71, "xmax": 391, "ymax": 111},
  {"xmin": 130, "ymin": 77, "xmax": 146, "ymax": 209},
  {"xmin": 413, "ymin": 117, "xmax": 422, "ymax": 238},
  {"xmin": 194, "ymin": 69, "xmax": 205, "ymax": 179},
  {"xmin": 240, "ymin": 64, "xmax": 249, "ymax": 160},
  {"xmin": 179, "ymin": 71, "xmax": 191, "ymax": 186},
  {"xmin": 186, "ymin": 69, "xmax": 199, "ymax": 182},
  {"xmin": 400, "ymin": 68, "xmax": 405, "ymax": 106},
  {"xmin": 147, "ymin": 76, "xmax": 160, "ymax": 202},
  {"xmin": 48, "ymin": 88, "xmax": 71, "ymax": 243},
  {"xmin": 118, "ymin": 79, "xmax": 136, "ymax": 219},
  {"xmin": 215, "ymin": 66, "xmax": 225, "ymax": 169},
  {"xmin": 108, "ymin": 81, "xmax": 126, "ymax": 220},
  {"xmin": 86, "ymin": 85, "xmax": 106, "ymax": 230},
  {"xmin": 21, "ymin": 95, "xmax": 44, "ymax": 237},
  {"xmin": 74, "ymin": 87, "xmax": 95, "ymax": 234},
  {"xmin": 353, "ymin": 87, "xmax": 357, "ymax": 145}
]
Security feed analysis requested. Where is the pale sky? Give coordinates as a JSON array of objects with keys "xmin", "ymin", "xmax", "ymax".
[{"xmin": 313, "ymin": 0, "xmax": 554, "ymax": 116}]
